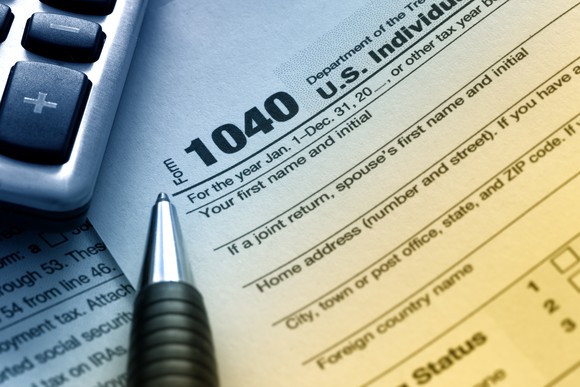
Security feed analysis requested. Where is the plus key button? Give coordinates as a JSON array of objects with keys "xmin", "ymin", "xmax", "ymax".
[{"xmin": 0, "ymin": 62, "xmax": 91, "ymax": 164}]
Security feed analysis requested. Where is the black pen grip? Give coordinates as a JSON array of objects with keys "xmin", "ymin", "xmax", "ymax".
[{"xmin": 127, "ymin": 282, "xmax": 219, "ymax": 387}]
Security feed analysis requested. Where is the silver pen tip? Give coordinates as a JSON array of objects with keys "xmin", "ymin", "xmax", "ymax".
[
  {"xmin": 157, "ymin": 192, "xmax": 170, "ymax": 202},
  {"xmin": 139, "ymin": 192, "xmax": 195, "ymax": 289}
]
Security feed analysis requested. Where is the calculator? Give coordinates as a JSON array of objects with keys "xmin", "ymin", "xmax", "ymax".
[{"xmin": 0, "ymin": 0, "xmax": 148, "ymax": 228}]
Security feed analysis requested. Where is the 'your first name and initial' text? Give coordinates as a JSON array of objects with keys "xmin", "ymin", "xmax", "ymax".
[{"xmin": 164, "ymin": 107, "xmax": 374, "ymax": 220}]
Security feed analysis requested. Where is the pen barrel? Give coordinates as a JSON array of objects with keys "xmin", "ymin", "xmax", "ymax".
[{"xmin": 128, "ymin": 282, "xmax": 219, "ymax": 387}]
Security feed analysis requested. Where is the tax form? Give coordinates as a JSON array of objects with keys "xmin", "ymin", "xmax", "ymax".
[{"xmin": 90, "ymin": 0, "xmax": 580, "ymax": 385}]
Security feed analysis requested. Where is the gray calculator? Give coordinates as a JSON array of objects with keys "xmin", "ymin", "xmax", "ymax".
[{"xmin": 0, "ymin": 0, "xmax": 147, "ymax": 227}]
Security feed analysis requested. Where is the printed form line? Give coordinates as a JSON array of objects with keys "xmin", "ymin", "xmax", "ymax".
[{"xmin": 0, "ymin": 273, "xmax": 126, "ymax": 333}]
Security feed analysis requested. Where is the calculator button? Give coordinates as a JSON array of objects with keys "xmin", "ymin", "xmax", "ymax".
[
  {"xmin": 22, "ymin": 13, "xmax": 106, "ymax": 63},
  {"xmin": 0, "ymin": 61, "xmax": 92, "ymax": 165},
  {"xmin": 0, "ymin": 4, "xmax": 14, "ymax": 42},
  {"xmin": 40, "ymin": 0, "xmax": 117, "ymax": 16}
]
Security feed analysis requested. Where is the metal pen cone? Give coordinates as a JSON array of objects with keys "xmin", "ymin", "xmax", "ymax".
[{"xmin": 139, "ymin": 193, "xmax": 194, "ymax": 289}]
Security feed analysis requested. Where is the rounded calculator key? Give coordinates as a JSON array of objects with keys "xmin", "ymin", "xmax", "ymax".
[
  {"xmin": 0, "ymin": 4, "xmax": 14, "ymax": 43},
  {"xmin": 22, "ymin": 13, "xmax": 106, "ymax": 63},
  {"xmin": 0, "ymin": 61, "xmax": 92, "ymax": 165}
]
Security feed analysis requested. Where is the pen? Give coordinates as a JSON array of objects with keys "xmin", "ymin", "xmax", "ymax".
[{"xmin": 127, "ymin": 193, "xmax": 219, "ymax": 387}]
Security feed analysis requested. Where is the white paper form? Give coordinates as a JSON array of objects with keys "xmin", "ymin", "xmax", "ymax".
[
  {"xmin": 90, "ymin": 0, "xmax": 580, "ymax": 385},
  {"xmin": 0, "ymin": 222, "xmax": 134, "ymax": 387}
]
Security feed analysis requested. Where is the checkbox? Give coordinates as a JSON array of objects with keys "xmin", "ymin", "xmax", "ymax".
[
  {"xmin": 569, "ymin": 270, "xmax": 580, "ymax": 293},
  {"xmin": 551, "ymin": 248, "xmax": 579, "ymax": 273},
  {"xmin": 39, "ymin": 232, "xmax": 69, "ymax": 247}
]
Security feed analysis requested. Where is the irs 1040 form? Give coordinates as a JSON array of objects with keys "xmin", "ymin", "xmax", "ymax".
[{"xmin": 89, "ymin": 0, "xmax": 580, "ymax": 385}]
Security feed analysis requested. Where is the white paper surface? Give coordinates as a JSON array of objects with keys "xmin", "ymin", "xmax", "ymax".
[{"xmin": 90, "ymin": 0, "xmax": 580, "ymax": 385}]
